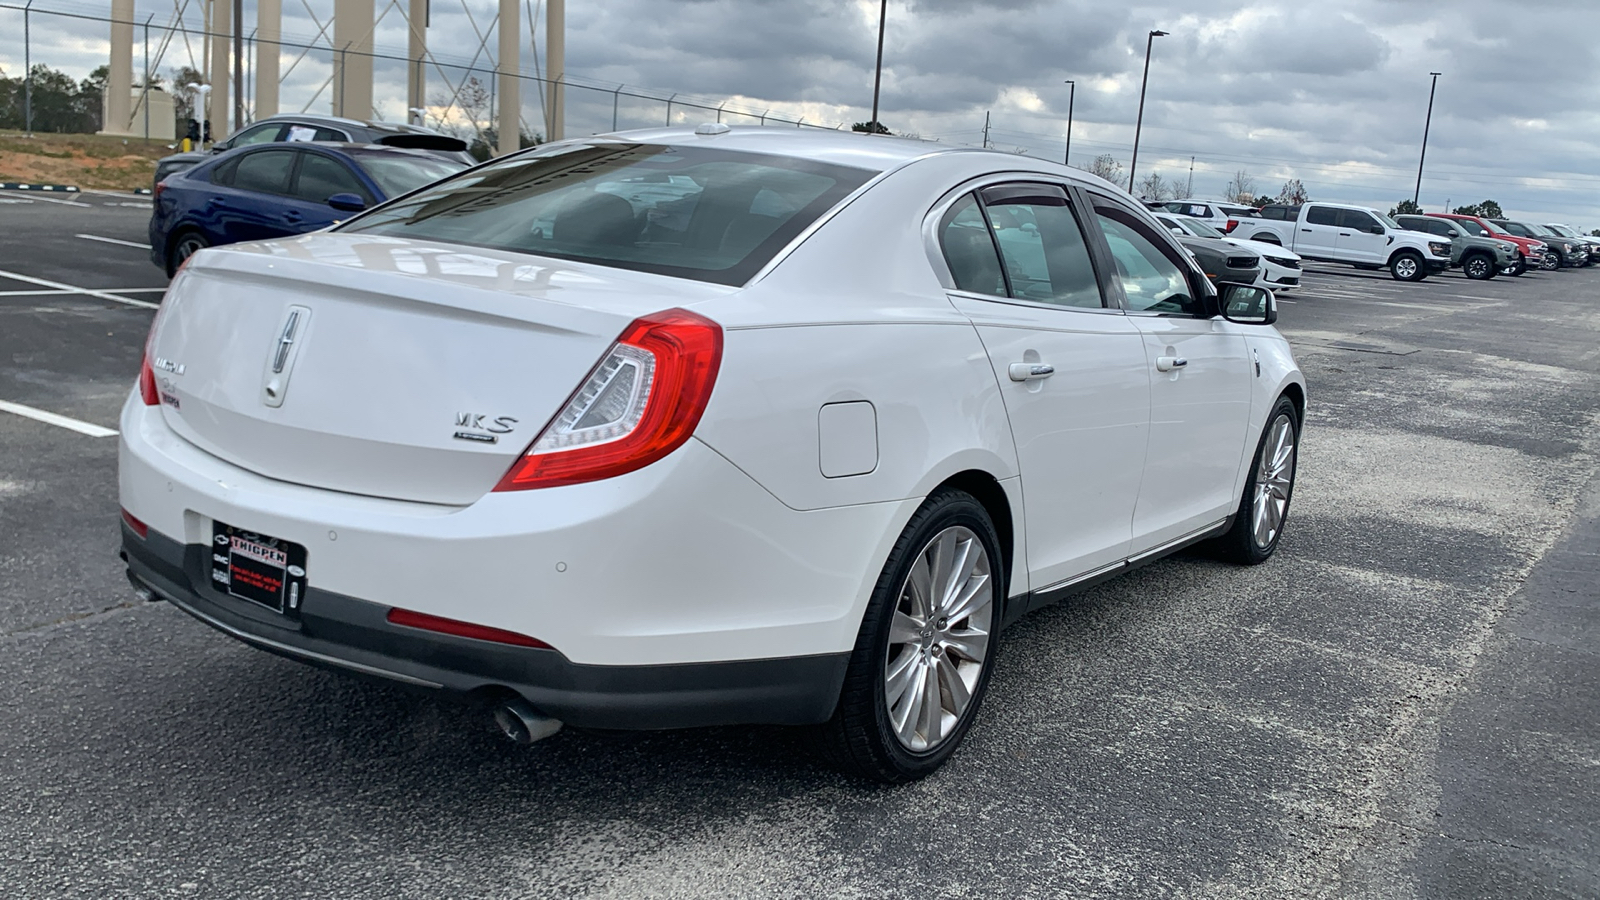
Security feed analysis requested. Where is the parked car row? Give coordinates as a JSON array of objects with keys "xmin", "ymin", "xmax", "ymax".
[{"xmin": 1144, "ymin": 197, "xmax": 1597, "ymax": 285}]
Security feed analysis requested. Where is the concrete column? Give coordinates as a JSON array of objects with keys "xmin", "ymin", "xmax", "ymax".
[
  {"xmin": 546, "ymin": 0, "xmax": 563, "ymax": 140},
  {"xmin": 104, "ymin": 0, "xmax": 135, "ymax": 133},
  {"xmin": 496, "ymin": 0, "xmax": 519, "ymax": 155},
  {"xmin": 332, "ymin": 0, "xmax": 374, "ymax": 119},
  {"xmin": 255, "ymin": 0, "xmax": 280, "ymax": 117},
  {"xmin": 407, "ymin": 0, "xmax": 427, "ymax": 121},
  {"xmin": 209, "ymin": 0, "xmax": 231, "ymax": 139}
]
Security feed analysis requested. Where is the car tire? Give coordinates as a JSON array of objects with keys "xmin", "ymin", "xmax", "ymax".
[
  {"xmin": 167, "ymin": 230, "xmax": 209, "ymax": 277},
  {"xmin": 1462, "ymin": 253, "xmax": 1496, "ymax": 280},
  {"xmin": 1213, "ymin": 396, "xmax": 1300, "ymax": 566},
  {"xmin": 1540, "ymin": 251, "xmax": 1561, "ymax": 271},
  {"xmin": 818, "ymin": 489, "xmax": 1003, "ymax": 783},
  {"xmin": 1506, "ymin": 256, "xmax": 1527, "ymax": 276},
  {"xmin": 1390, "ymin": 251, "xmax": 1427, "ymax": 282}
]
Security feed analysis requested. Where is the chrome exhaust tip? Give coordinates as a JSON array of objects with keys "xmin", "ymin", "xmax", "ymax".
[{"xmin": 493, "ymin": 698, "xmax": 563, "ymax": 745}]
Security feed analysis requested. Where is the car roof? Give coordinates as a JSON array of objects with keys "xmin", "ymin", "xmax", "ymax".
[
  {"xmin": 254, "ymin": 113, "xmax": 445, "ymax": 137},
  {"xmin": 577, "ymin": 126, "xmax": 962, "ymax": 172}
]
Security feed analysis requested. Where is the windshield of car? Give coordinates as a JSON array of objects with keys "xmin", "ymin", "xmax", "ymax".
[
  {"xmin": 1546, "ymin": 224, "xmax": 1577, "ymax": 237},
  {"xmin": 1174, "ymin": 216, "xmax": 1225, "ymax": 239},
  {"xmin": 1496, "ymin": 221, "xmax": 1534, "ymax": 237},
  {"xmin": 1523, "ymin": 223, "xmax": 1557, "ymax": 237},
  {"xmin": 1376, "ymin": 212, "xmax": 1405, "ymax": 231},
  {"xmin": 351, "ymin": 153, "xmax": 469, "ymax": 198},
  {"xmin": 341, "ymin": 142, "xmax": 875, "ymax": 285}
]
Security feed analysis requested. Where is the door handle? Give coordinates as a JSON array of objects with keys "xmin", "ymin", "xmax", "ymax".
[
  {"xmin": 1155, "ymin": 356, "xmax": 1188, "ymax": 372},
  {"xmin": 1008, "ymin": 362, "xmax": 1055, "ymax": 382},
  {"xmin": 208, "ymin": 197, "xmax": 225, "ymax": 206},
  {"xmin": 1301, "ymin": 228, "xmax": 1313, "ymax": 233},
  {"xmin": 1339, "ymin": 232, "xmax": 1352, "ymax": 237}
]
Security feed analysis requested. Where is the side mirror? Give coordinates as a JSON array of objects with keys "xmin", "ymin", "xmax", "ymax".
[
  {"xmin": 1369, "ymin": 223, "xmax": 1385, "ymax": 234},
  {"xmin": 327, "ymin": 192, "xmax": 366, "ymax": 212},
  {"xmin": 1220, "ymin": 283, "xmax": 1277, "ymax": 325}
]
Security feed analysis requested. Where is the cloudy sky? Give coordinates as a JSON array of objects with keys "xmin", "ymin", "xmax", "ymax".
[{"xmin": 7, "ymin": 0, "xmax": 1600, "ymax": 225}]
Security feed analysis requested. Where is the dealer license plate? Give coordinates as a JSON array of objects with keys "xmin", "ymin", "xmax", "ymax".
[{"xmin": 210, "ymin": 521, "xmax": 308, "ymax": 616}]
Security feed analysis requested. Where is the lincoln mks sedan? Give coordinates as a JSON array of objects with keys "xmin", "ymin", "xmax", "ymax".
[{"xmin": 120, "ymin": 126, "xmax": 1305, "ymax": 782}]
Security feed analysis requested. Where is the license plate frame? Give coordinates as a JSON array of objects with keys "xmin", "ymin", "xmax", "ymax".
[{"xmin": 209, "ymin": 521, "xmax": 308, "ymax": 617}]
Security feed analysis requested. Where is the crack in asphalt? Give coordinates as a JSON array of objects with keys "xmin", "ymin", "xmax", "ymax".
[{"xmin": 0, "ymin": 597, "xmax": 149, "ymax": 641}]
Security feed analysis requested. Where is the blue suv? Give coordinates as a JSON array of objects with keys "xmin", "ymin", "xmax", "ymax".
[{"xmin": 150, "ymin": 142, "xmax": 467, "ymax": 275}]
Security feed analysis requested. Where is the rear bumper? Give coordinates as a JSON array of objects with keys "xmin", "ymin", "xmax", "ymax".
[{"xmin": 122, "ymin": 522, "xmax": 849, "ymax": 729}]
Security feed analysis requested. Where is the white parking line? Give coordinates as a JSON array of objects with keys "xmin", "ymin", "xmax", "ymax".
[
  {"xmin": 0, "ymin": 400, "xmax": 118, "ymax": 438},
  {"xmin": 0, "ymin": 287, "xmax": 166, "ymax": 297},
  {"xmin": 0, "ymin": 269, "xmax": 159, "ymax": 310},
  {"xmin": 76, "ymin": 233, "xmax": 153, "ymax": 250},
  {"xmin": 7, "ymin": 193, "xmax": 92, "ymax": 208}
]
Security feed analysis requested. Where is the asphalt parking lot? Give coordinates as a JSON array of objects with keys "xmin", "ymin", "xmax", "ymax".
[{"xmin": 2, "ymin": 196, "xmax": 1597, "ymax": 899}]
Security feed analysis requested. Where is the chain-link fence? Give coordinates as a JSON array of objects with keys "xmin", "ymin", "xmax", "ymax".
[{"xmin": 0, "ymin": 1, "xmax": 849, "ymax": 148}]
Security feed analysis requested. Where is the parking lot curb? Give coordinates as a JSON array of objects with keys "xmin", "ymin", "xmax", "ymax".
[{"xmin": 0, "ymin": 182, "xmax": 81, "ymax": 193}]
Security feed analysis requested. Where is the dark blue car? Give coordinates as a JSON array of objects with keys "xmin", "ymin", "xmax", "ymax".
[{"xmin": 149, "ymin": 142, "xmax": 467, "ymax": 275}]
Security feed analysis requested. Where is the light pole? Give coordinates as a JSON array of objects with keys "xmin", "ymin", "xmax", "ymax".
[
  {"xmin": 1126, "ymin": 29, "xmax": 1167, "ymax": 193},
  {"xmin": 1062, "ymin": 80, "xmax": 1075, "ymax": 166},
  {"xmin": 868, "ymin": 0, "xmax": 888, "ymax": 133},
  {"xmin": 1414, "ymin": 72, "xmax": 1442, "ymax": 207}
]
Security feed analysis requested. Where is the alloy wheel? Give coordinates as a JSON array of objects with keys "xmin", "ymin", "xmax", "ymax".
[
  {"xmin": 1252, "ymin": 413, "xmax": 1297, "ymax": 549},
  {"xmin": 1464, "ymin": 256, "xmax": 1491, "ymax": 279},
  {"xmin": 1394, "ymin": 258, "xmax": 1418, "ymax": 280},
  {"xmin": 883, "ymin": 525, "xmax": 993, "ymax": 753},
  {"xmin": 1541, "ymin": 252, "xmax": 1560, "ymax": 271}
]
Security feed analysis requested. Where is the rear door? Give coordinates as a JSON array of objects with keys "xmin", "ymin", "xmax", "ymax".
[
  {"xmin": 1088, "ymin": 194, "xmax": 1254, "ymax": 550},
  {"xmin": 1335, "ymin": 208, "xmax": 1388, "ymax": 264},
  {"xmin": 939, "ymin": 183, "xmax": 1151, "ymax": 592},
  {"xmin": 1295, "ymin": 204, "xmax": 1341, "ymax": 258}
]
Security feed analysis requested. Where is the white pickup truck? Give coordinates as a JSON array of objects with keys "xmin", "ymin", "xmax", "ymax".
[{"xmin": 1231, "ymin": 202, "xmax": 1453, "ymax": 282}]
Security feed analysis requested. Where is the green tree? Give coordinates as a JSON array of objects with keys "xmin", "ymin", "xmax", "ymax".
[
  {"xmin": 1390, "ymin": 199, "xmax": 1423, "ymax": 216},
  {"xmin": 1454, "ymin": 200, "xmax": 1503, "ymax": 218},
  {"xmin": 851, "ymin": 121, "xmax": 891, "ymax": 134},
  {"xmin": 1251, "ymin": 195, "xmax": 1274, "ymax": 208}
]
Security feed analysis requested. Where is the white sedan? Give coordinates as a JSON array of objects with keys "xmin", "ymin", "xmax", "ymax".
[
  {"xmin": 1155, "ymin": 212, "xmax": 1303, "ymax": 291},
  {"xmin": 120, "ymin": 127, "xmax": 1305, "ymax": 782}
]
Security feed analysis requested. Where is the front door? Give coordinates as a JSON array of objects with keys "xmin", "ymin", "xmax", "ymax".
[
  {"xmin": 1335, "ymin": 208, "xmax": 1389, "ymax": 264},
  {"xmin": 1089, "ymin": 197, "xmax": 1255, "ymax": 550},
  {"xmin": 937, "ymin": 184, "xmax": 1150, "ymax": 592}
]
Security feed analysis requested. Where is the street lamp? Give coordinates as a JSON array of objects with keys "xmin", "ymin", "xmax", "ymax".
[
  {"xmin": 1126, "ymin": 29, "xmax": 1167, "ymax": 194},
  {"xmin": 868, "ymin": 0, "xmax": 888, "ymax": 133},
  {"xmin": 1414, "ymin": 72, "xmax": 1442, "ymax": 207},
  {"xmin": 1062, "ymin": 80, "xmax": 1075, "ymax": 166}
]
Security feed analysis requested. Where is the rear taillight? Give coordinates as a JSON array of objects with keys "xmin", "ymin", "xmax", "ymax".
[
  {"xmin": 494, "ymin": 308, "xmax": 723, "ymax": 491},
  {"xmin": 1224, "ymin": 218, "xmax": 1239, "ymax": 233},
  {"xmin": 152, "ymin": 180, "xmax": 167, "ymax": 201},
  {"xmin": 387, "ymin": 607, "xmax": 552, "ymax": 648},
  {"xmin": 138, "ymin": 354, "xmax": 159, "ymax": 405},
  {"xmin": 121, "ymin": 508, "xmax": 149, "ymax": 538}
]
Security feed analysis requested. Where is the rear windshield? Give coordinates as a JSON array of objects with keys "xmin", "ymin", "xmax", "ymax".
[{"xmin": 340, "ymin": 142, "xmax": 876, "ymax": 285}]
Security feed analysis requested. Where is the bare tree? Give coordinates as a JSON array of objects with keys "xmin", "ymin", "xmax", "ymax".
[
  {"xmin": 1088, "ymin": 153, "xmax": 1127, "ymax": 189},
  {"xmin": 1222, "ymin": 169, "xmax": 1258, "ymax": 204},
  {"xmin": 1136, "ymin": 171, "xmax": 1172, "ymax": 201}
]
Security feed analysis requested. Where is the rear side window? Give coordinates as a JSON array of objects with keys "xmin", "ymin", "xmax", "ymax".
[
  {"xmin": 981, "ymin": 184, "xmax": 1102, "ymax": 308},
  {"xmin": 939, "ymin": 194, "xmax": 1005, "ymax": 296},
  {"xmin": 341, "ymin": 143, "xmax": 875, "ymax": 286},
  {"xmin": 231, "ymin": 150, "xmax": 295, "ymax": 195},
  {"xmin": 1306, "ymin": 206, "xmax": 1339, "ymax": 226},
  {"xmin": 1453, "ymin": 218, "xmax": 1488, "ymax": 237}
]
